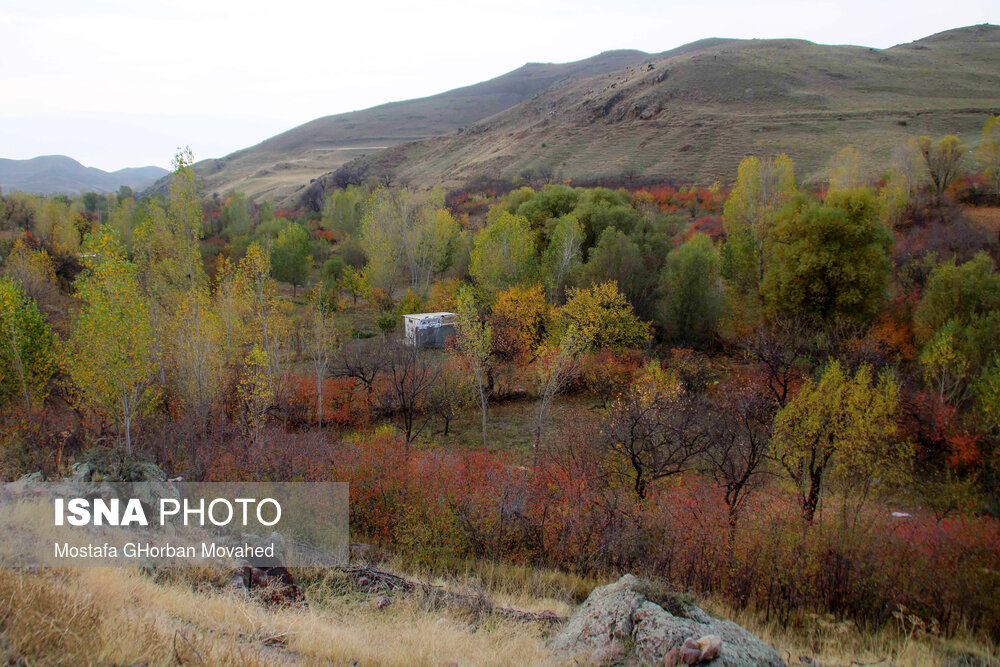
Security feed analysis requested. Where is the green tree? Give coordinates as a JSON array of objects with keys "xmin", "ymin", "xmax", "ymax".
[
  {"xmin": 772, "ymin": 361, "xmax": 904, "ymax": 523},
  {"xmin": 470, "ymin": 211, "xmax": 536, "ymax": 293},
  {"xmin": 659, "ymin": 233, "xmax": 721, "ymax": 345},
  {"xmin": 0, "ymin": 277, "xmax": 55, "ymax": 409},
  {"xmin": 581, "ymin": 228, "xmax": 656, "ymax": 316},
  {"xmin": 220, "ymin": 193, "xmax": 251, "ymax": 240},
  {"xmin": 762, "ymin": 188, "xmax": 891, "ymax": 323},
  {"xmin": 270, "ymin": 221, "xmax": 312, "ymax": 295},
  {"xmin": 321, "ymin": 185, "xmax": 366, "ymax": 236},
  {"xmin": 721, "ymin": 154, "xmax": 797, "ymax": 298},
  {"xmin": 65, "ymin": 233, "xmax": 157, "ymax": 454},
  {"xmin": 540, "ymin": 214, "xmax": 583, "ymax": 301},
  {"xmin": 913, "ymin": 252, "xmax": 1000, "ymax": 344}
]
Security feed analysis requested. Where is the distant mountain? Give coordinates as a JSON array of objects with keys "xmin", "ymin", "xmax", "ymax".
[
  {"xmin": 339, "ymin": 24, "xmax": 1000, "ymax": 191},
  {"xmin": 0, "ymin": 155, "xmax": 169, "ymax": 195}
]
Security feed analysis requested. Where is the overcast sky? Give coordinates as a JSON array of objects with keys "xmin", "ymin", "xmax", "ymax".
[{"xmin": 1, "ymin": 0, "xmax": 995, "ymax": 171}]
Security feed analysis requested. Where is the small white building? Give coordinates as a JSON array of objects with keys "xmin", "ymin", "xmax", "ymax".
[{"xmin": 403, "ymin": 312, "xmax": 458, "ymax": 348}]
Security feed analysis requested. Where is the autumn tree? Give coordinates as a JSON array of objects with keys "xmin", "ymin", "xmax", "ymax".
[
  {"xmin": 237, "ymin": 343, "xmax": 273, "ymax": 442},
  {"xmin": 270, "ymin": 221, "xmax": 312, "ymax": 295},
  {"xmin": 976, "ymin": 115, "xmax": 1000, "ymax": 198},
  {"xmin": 0, "ymin": 276, "xmax": 55, "ymax": 410},
  {"xmin": 581, "ymin": 228, "xmax": 657, "ymax": 317},
  {"xmin": 65, "ymin": 233, "xmax": 157, "ymax": 453},
  {"xmin": 321, "ymin": 185, "xmax": 366, "ymax": 236},
  {"xmin": 490, "ymin": 283, "xmax": 550, "ymax": 362},
  {"xmin": 455, "ymin": 285, "xmax": 495, "ymax": 447},
  {"xmin": 165, "ymin": 284, "xmax": 223, "ymax": 421},
  {"xmin": 827, "ymin": 144, "xmax": 865, "ymax": 192},
  {"xmin": 240, "ymin": 243, "xmax": 286, "ymax": 379},
  {"xmin": 601, "ymin": 362, "xmax": 709, "ymax": 498},
  {"xmin": 557, "ymin": 282, "xmax": 648, "ymax": 351},
  {"xmin": 338, "ymin": 267, "xmax": 367, "ymax": 305},
  {"xmin": 762, "ymin": 188, "xmax": 891, "ymax": 324},
  {"xmin": 427, "ymin": 355, "xmax": 475, "ymax": 436},
  {"xmin": 721, "ymin": 154, "xmax": 797, "ymax": 299},
  {"xmin": 772, "ymin": 361, "xmax": 904, "ymax": 523},
  {"xmin": 1, "ymin": 240, "xmax": 55, "ymax": 303},
  {"xmin": 659, "ymin": 233, "xmax": 721, "ymax": 345},
  {"xmin": 533, "ymin": 325, "xmax": 588, "ymax": 459},
  {"xmin": 915, "ymin": 135, "xmax": 965, "ymax": 197},
  {"xmin": 470, "ymin": 211, "xmax": 536, "ymax": 293},
  {"xmin": 214, "ymin": 256, "xmax": 248, "ymax": 366},
  {"xmin": 305, "ymin": 285, "xmax": 339, "ymax": 427}
]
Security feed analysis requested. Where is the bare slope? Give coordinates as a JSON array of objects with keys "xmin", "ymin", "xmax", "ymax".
[
  {"xmin": 183, "ymin": 49, "xmax": 666, "ymax": 201},
  {"xmin": 346, "ymin": 24, "xmax": 1000, "ymax": 189}
]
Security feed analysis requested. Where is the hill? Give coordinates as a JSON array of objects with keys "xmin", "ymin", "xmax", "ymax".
[
  {"xmin": 325, "ymin": 24, "xmax": 1000, "ymax": 194},
  {"xmin": 0, "ymin": 155, "xmax": 168, "ymax": 195},
  {"xmin": 179, "ymin": 49, "xmax": 665, "ymax": 201}
]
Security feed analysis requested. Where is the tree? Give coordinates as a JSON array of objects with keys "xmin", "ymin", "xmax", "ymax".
[
  {"xmin": 427, "ymin": 355, "xmax": 475, "ymax": 436},
  {"xmin": 762, "ymin": 188, "xmax": 891, "ymax": 324},
  {"xmin": 721, "ymin": 154, "xmax": 797, "ymax": 298},
  {"xmin": 772, "ymin": 361, "xmax": 903, "ymax": 523},
  {"xmin": 379, "ymin": 341, "xmax": 440, "ymax": 447},
  {"xmin": 490, "ymin": 283, "xmax": 550, "ymax": 362},
  {"xmin": 409, "ymin": 207, "xmax": 461, "ymax": 289},
  {"xmin": 533, "ymin": 326, "xmax": 588, "ymax": 460},
  {"xmin": 455, "ymin": 286, "xmax": 495, "ymax": 447},
  {"xmin": 305, "ymin": 285, "xmax": 339, "ymax": 428},
  {"xmin": 557, "ymin": 282, "xmax": 648, "ymax": 351},
  {"xmin": 469, "ymin": 211, "xmax": 536, "ymax": 293},
  {"xmin": 165, "ymin": 284, "xmax": 223, "ymax": 421},
  {"xmin": 827, "ymin": 144, "xmax": 865, "ymax": 192},
  {"xmin": 581, "ymin": 228, "xmax": 657, "ymax": 317},
  {"xmin": 321, "ymin": 185, "xmax": 366, "ymax": 236},
  {"xmin": 659, "ymin": 233, "xmax": 721, "ymax": 345},
  {"xmin": 214, "ymin": 256, "xmax": 248, "ymax": 367},
  {"xmin": 0, "ymin": 276, "xmax": 55, "ymax": 410},
  {"xmin": 541, "ymin": 214, "xmax": 583, "ymax": 301},
  {"xmin": 359, "ymin": 187, "xmax": 412, "ymax": 292},
  {"xmin": 270, "ymin": 221, "xmax": 312, "ymax": 295},
  {"xmin": 976, "ymin": 115, "xmax": 1000, "ymax": 198},
  {"xmin": 338, "ymin": 267, "xmax": 367, "ymax": 305},
  {"xmin": 221, "ymin": 193, "xmax": 251, "ymax": 240},
  {"xmin": 915, "ymin": 135, "xmax": 965, "ymax": 197},
  {"xmin": 601, "ymin": 362, "xmax": 708, "ymax": 498},
  {"xmin": 65, "ymin": 233, "xmax": 157, "ymax": 454},
  {"xmin": 237, "ymin": 343, "xmax": 273, "ymax": 442},
  {"xmin": 1, "ymin": 240, "xmax": 55, "ymax": 303},
  {"xmin": 703, "ymin": 375, "xmax": 775, "ymax": 527}
]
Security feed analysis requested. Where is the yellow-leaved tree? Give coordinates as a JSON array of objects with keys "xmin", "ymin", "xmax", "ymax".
[
  {"xmin": 65, "ymin": 232, "xmax": 157, "ymax": 454},
  {"xmin": 772, "ymin": 361, "xmax": 906, "ymax": 523}
]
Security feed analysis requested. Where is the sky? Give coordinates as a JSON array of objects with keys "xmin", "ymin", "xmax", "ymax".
[{"xmin": 1, "ymin": 0, "xmax": 995, "ymax": 171}]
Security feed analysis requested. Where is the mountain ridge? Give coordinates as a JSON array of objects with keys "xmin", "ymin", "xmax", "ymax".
[{"xmin": 0, "ymin": 155, "xmax": 168, "ymax": 195}]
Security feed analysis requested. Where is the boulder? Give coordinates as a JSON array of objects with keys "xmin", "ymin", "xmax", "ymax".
[{"xmin": 550, "ymin": 574, "xmax": 785, "ymax": 667}]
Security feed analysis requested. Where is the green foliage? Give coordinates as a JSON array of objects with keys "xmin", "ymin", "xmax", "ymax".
[
  {"xmin": 540, "ymin": 214, "xmax": 583, "ymax": 300},
  {"xmin": 659, "ymin": 233, "xmax": 721, "ymax": 345},
  {"xmin": 469, "ymin": 211, "xmax": 536, "ymax": 293},
  {"xmin": 721, "ymin": 154, "xmax": 797, "ymax": 297},
  {"xmin": 321, "ymin": 185, "xmax": 367, "ymax": 236},
  {"xmin": 270, "ymin": 221, "xmax": 313, "ymax": 293},
  {"xmin": 762, "ymin": 188, "xmax": 891, "ymax": 323},
  {"xmin": 581, "ymin": 228, "xmax": 654, "ymax": 315},
  {"xmin": 573, "ymin": 187, "xmax": 641, "ymax": 249},
  {"xmin": 220, "ymin": 193, "xmax": 251, "ymax": 240},
  {"xmin": 0, "ymin": 276, "xmax": 55, "ymax": 409},
  {"xmin": 65, "ymin": 232, "xmax": 157, "ymax": 453},
  {"xmin": 914, "ymin": 252, "xmax": 1000, "ymax": 344}
]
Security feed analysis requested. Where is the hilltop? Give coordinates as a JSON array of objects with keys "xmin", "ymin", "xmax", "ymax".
[
  {"xmin": 0, "ymin": 155, "xmax": 168, "ymax": 195},
  {"xmin": 180, "ymin": 48, "xmax": 660, "ymax": 201},
  {"xmin": 342, "ymin": 24, "xmax": 1000, "ymax": 191}
]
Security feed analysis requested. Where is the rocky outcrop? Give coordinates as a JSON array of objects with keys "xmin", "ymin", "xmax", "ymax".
[{"xmin": 550, "ymin": 574, "xmax": 785, "ymax": 666}]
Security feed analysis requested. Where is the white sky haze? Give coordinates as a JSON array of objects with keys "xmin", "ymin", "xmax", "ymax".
[{"xmin": 1, "ymin": 0, "xmax": 995, "ymax": 170}]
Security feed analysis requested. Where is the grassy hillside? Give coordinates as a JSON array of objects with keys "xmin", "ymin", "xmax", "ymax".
[
  {"xmin": 345, "ymin": 24, "xmax": 1000, "ymax": 189},
  {"xmin": 181, "ymin": 49, "xmax": 659, "ymax": 202}
]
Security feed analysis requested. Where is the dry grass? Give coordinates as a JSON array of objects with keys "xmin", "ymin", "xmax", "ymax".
[{"xmin": 0, "ymin": 563, "xmax": 995, "ymax": 665}]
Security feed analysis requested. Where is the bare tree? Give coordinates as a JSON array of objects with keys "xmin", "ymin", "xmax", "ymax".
[
  {"xmin": 330, "ymin": 337, "xmax": 385, "ymax": 408},
  {"xmin": 379, "ymin": 341, "xmax": 440, "ymax": 447},
  {"xmin": 601, "ymin": 380, "xmax": 710, "ymax": 499},
  {"xmin": 702, "ymin": 378, "xmax": 775, "ymax": 528},
  {"xmin": 742, "ymin": 316, "xmax": 815, "ymax": 408}
]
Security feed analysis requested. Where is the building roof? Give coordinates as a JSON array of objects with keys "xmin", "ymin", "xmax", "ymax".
[{"xmin": 403, "ymin": 312, "xmax": 457, "ymax": 320}]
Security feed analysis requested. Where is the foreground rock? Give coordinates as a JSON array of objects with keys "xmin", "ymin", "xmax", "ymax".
[{"xmin": 550, "ymin": 574, "xmax": 785, "ymax": 666}]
